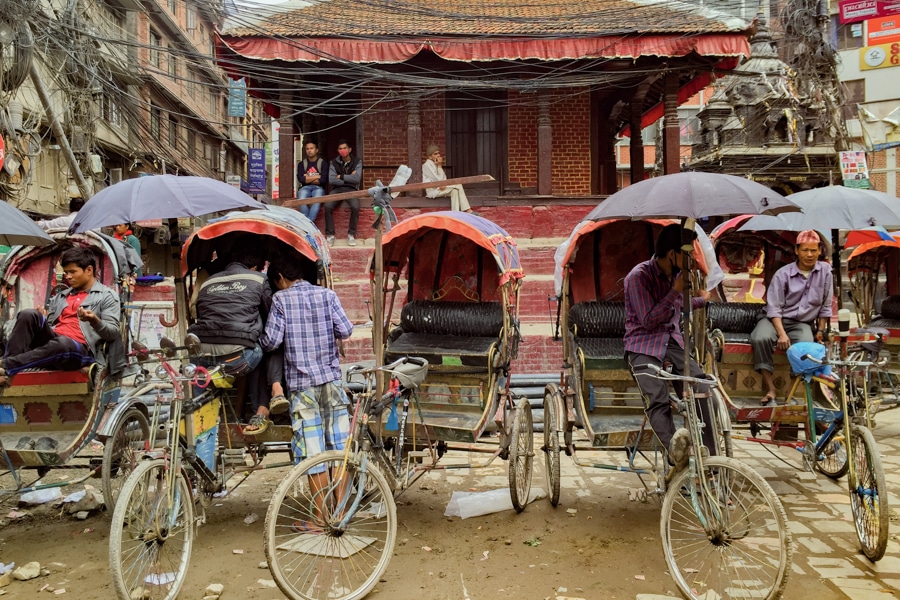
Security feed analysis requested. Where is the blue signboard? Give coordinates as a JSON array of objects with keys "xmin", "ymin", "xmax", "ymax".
[
  {"xmin": 247, "ymin": 147, "xmax": 267, "ymax": 194},
  {"xmin": 228, "ymin": 78, "xmax": 247, "ymax": 117}
]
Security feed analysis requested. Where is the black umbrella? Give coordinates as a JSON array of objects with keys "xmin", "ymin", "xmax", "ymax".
[
  {"xmin": 68, "ymin": 175, "xmax": 267, "ymax": 234},
  {"xmin": 0, "ymin": 202, "xmax": 55, "ymax": 247},
  {"xmin": 586, "ymin": 172, "xmax": 800, "ymax": 221}
]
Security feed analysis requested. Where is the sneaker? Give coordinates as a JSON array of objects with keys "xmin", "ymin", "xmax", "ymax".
[
  {"xmin": 347, "ymin": 235, "xmax": 357, "ymax": 246},
  {"xmin": 326, "ymin": 235, "xmax": 335, "ymax": 247},
  {"xmin": 668, "ymin": 428, "xmax": 691, "ymax": 471}
]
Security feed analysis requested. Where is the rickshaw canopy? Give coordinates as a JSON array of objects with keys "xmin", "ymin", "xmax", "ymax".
[
  {"xmin": 181, "ymin": 206, "xmax": 330, "ymax": 275},
  {"xmin": 374, "ymin": 212, "xmax": 523, "ymax": 302}
]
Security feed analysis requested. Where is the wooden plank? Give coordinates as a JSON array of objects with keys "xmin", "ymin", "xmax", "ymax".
[{"xmin": 282, "ymin": 175, "xmax": 495, "ymax": 208}]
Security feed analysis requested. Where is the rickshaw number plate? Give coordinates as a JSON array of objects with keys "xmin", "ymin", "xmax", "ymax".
[{"xmin": 441, "ymin": 356, "xmax": 462, "ymax": 366}]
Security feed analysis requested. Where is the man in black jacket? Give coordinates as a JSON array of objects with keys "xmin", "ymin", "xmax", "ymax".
[
  {"xmin": 323, "ymin": 139, "xmax": 363, "ymax": 247},
  {"xmin": 189, "ymin": 240, "xmax": 286, "ymax": 434}
]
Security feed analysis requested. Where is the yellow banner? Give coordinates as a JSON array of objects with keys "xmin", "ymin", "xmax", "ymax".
[{"xmin": 860, "ymin": 42, "xmax": 900, "ymax": 70}]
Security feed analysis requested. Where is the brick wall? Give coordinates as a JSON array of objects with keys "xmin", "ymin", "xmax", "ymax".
[
  {"xmin": 362, "ymin": 91, "xmax": 408, "ymax": 188},
  {"xmin": 421, "ymin": 93, "xmax": 446, "ymax": 158},
  {"xmin": 508, "ymin": 91, "xmax": 538, "ymax": 189},
  {"xmin": 549, "ymin": 88, "xmax": 592, "ymax": 196}
]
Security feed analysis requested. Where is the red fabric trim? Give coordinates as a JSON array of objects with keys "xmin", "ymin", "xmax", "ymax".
[
  {"xmin": 217, "ymin": 33, "xmax": 750, "ymax": 64},
  {"xmin": 14, "ymin": 370, "xmax": 90, "ymax": 386}
]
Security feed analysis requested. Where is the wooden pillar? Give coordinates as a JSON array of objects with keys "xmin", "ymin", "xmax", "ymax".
[
  {"xmin": 537, "ymin": 93, "xmax": 553, "ymax": 195},
  {"xmin": 407, "ymin": 98, "xmax": 422, "ymax": 193},
  {"xmin": 278, "ymin": 87, "xmax": 295, "ymax": 202},
  {"xmin": 604, "ymin": 119, "xmax": 618, "ymax": 194},
  {"xmin": 629, "ymin": 95, "xmax": 645, "ymax": 184},
  {"xmin": 594, "ymin": 98, "xmax": 618, "ymax": 195},
  {"xmin": 663, "ymin": 74, "xmax": 681, "ymax": 175}
]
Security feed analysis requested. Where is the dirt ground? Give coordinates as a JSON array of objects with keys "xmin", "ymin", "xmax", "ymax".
[{"xmin": 0, "ymin": 437, "xmax": 879, "ymax": 600}]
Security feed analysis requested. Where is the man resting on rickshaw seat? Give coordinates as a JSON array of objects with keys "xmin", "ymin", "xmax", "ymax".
[
  {"xmin": 0, "ymin": 247, "xmax": 128, "ymax": 385},
  {"xmin": 750, "ymin": 229, "xmax": 832, "ymax": 406},
  {"xmin": 188, "ymin": 242, "xmax": 288, "ymax": 435},
  {"xmin": 624, "ymin": 224, "xmax": 717, "ymax": 471}
]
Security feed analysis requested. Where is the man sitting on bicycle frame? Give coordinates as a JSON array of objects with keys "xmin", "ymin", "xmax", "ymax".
[
  {"xmin": 259, "ymin": 256, "xmax": 354, "ymax": 528},
  {"xmin": 624, "ymin": 224, "xmax": 717, "ymax": 470}
]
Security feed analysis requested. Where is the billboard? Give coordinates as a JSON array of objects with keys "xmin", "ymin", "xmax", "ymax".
[
  {"xmin": 867, "ymin": 14, "xmax": 900, "ymax": 45},
  {"xmin": 840, "ymin": 1, "xmax": 900, "ymax": 24},
  {"xmin": 860, "ymin": 42, "xmax": 900, "ymax": 69}
]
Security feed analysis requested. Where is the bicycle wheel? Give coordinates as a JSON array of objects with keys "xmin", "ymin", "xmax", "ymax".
[
  {"xmin": 109, "ymin": 459, "xmax": 194, "ymax": 600},
  {"xmin": 661, "ymin": 456, "xmax": 791, "ymax": 600},
  {"xmin": 102, "ymin": 407, "xmax": 151, "ymax": 510},
  {"xmin": 508, "ymin": 397, "xmax": 534, "ymax": 512},
  {"xmin": 265, "ymin": 450, "xmax": 397, "ymax": 600},
  {"xmin": 849, "ymin": 425, "xmax": 889, "ymax": 561},
  {"xmin": 542, "ymin": 385, "xmax": 561, "ymax": 507},
  {"xmin": 816, "ymin": 435, "xmax": 849, "ymax": 480},
  {"xmin": 710, "ymin": 388, "xmax": 733, "ymax": 458}
]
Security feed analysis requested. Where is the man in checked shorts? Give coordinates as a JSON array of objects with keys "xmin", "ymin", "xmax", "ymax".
[{"xmin": 259, "ymin": 255, "xmax": 354, "ymax": 529}]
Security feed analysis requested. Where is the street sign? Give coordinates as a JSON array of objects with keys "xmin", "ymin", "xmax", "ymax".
[
  {"xmin": 226, "ymin": 174, "xmax": 241, "ymax": 189},
  {"xmin": 228, "ymin": 78, "xmax": 247, "ymax": 117},
  {"xmin": 247, "ymin": 147, "xmax": 266, "ymax": 194}
]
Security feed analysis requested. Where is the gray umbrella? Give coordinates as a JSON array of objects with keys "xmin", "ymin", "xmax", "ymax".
[
  {"xmin": 737, "ymin": 186, "xmax": 900, "ymax": 232},
  {"xmin": 585, "ymin": 172, "xmax": 800, "ymax": 221},
  {"xmin": 68, "ymin": 175, "xmax": 267, "ymax": 234},
  {"xmin": 0, "ymin": 201, "xmax": 55, "ymax": 247}
]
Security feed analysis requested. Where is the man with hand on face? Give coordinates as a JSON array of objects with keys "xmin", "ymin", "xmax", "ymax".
[
  {"xmin": 750, "ymin": 229, "xmax": 832, "ymax": 405},
  {"xmin": 624, "ymin": 224, "xmax": 715, "ymax": 471},
  {"xmin": 0, "ymin": 247, "xmax": 127, "ymax": 385}
]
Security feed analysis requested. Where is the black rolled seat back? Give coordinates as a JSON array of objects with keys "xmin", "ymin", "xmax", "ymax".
[
  {"xmin": 706, "ymin": 302, "xmax": 764, "ymax": 334},
  {"xmin": 568, "ymin": 302, "xmax": 626, "ymax": 338},
  {"xmin": 880, "ymin": 295, "xmax": 900, "ymax": 320},
  {"xmin": 400, "ymin": 300, "xmax": 504, "ymax": 338}
]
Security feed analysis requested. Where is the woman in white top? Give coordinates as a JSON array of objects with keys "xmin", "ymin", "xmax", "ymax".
[{"xmin": 421, "ymin": 144, "xmax": 473, "ymax": 213}]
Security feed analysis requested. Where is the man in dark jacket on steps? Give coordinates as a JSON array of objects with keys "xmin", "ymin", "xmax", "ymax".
[{"xmin": 189, "ymin": 241, "xmax": 285, "ymax": 434}]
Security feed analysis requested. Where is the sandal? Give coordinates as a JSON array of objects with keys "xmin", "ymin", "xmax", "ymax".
[
  {"xmin": 243, "ymin": 413, "xmax": 271, "ymax": 436},
  {"xmin": 269, "ymin": 394, "xmax": 290, "ymax": 416},
  {"xmin": 291, "ymin": 520, "xmax": 323, "ymax": 534},
  {"xmin": 760, "ymin": 393, "xmax": 776, "ymax": 406}
]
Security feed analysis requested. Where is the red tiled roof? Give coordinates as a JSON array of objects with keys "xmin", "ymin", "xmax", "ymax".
[{"xmin": 224, "ymin": 0, "xmax": 749, "ymax": 38}]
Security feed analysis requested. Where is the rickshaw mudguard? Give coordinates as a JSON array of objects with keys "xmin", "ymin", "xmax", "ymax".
[{"xmin": 0, "ymin": 372, "xmax": 118, "ymax": 469}]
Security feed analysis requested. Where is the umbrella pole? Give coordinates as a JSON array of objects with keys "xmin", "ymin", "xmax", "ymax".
[
  {"xmin": 681, "ymin": 219, "xmax": 696, "ymax": 391},
  {"xmin": 168, "ymin": 217, "xmax": 189, "ymax": 343},
  {"xmin": 373, "ymin": 217, "xmax": 385, "ymax": 399},
  {"xmin": 832, "ymin": 228, "xmax": 843, "ymax": 310}
]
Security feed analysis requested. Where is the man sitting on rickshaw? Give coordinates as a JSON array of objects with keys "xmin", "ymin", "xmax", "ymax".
[
  {"xmin": 624, "ymin": 224, "xmax": 716, "ymax": 470},
  {"xmin": 188, "ymin": 242, "xmax": 287, "ymax": 435},
  {"xmin": 750, "ymin": 229, "xmax": 833, "ymax": 405},
  {"xmin": 0, "ymin": 247, "xmax": 127, "ymax": 384}
]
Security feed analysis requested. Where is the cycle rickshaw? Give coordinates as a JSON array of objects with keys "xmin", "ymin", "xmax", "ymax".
[
  {"xmin": 108, "ymin": 206, "xmax": 332, "ymax": 600},
  {"xmin": 544, "ymin": 215, "xmax": 792, "ymax": 600},
  {"xmin": 706, "ymin": 216, "xmax": 891, "ymax": 560},
  {"xmin": 0, "ymin": 229, "xmax": 157, "ymax": 508},
  {"xmin": 262, "ymin": 211, "xmax": 531, "ymax": 600}
]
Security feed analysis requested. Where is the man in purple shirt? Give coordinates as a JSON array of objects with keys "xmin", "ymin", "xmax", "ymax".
[
  {"xmin": 751, "ymin": 230, "xmax": 833, "ymax": 404},
  {"xmin": 624, "ymin": 224, "xmax": 714, "ymax": 470}
]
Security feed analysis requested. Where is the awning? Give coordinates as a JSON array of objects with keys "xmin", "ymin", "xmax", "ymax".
[{"xmin": 217, "ymin": 33, "xmax": 750, "ymax": 65}]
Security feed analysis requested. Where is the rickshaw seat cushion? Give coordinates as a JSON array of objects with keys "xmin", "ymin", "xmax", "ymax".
[
  {"xmin": 870, "ymin": 317, "xmax": 900, "ymax": 332},
  {"xmin": 706, "ymin": 302, "xmax": 764, "ymax": 335},
  {"xmin": 387, "ymin": 332, "xmax": 497, "ymax": 357},
  {"xmin": 400, "ymin": 301, "xmax": 503, "ymax": 338},
  {"xmin": 568, "ymin": 302, "xmax": 626, "ymax": 338},
  {"xmin": 880, "ymin": 295, "xmax": 900, "ymax": 320}
]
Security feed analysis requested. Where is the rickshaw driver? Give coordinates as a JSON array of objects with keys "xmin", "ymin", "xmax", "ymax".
[
  {"xmin": 0, "ymin": 247, "xmax": 128, "ymax": 384},
  {"xmin": 259, "ymin": 256, "xmax": 353, "ymax": 529},
  {"xmin": 624, "ymin": 224, "xmax": 717, "ymax": 470},
  {"xmin": 750, "ymin": 229, "xmax": 833, "ymax": 405}
]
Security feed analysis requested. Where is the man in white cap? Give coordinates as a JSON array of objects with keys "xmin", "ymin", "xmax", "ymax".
[
  {"xmin": 422, "ymin": 144, "xmax": 473, "ymax": 213},
  {"xmin": 750, "ymin": 229, "xmax": 833, "ymax": 405}
]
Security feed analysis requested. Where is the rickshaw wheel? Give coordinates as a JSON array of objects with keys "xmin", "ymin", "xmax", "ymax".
[
  {"xmin": 508, "ymin": 397, "xmax": 534, "ymax": 513},
  {"xmin": 661, "ymin": 456, "xmax": 791, "ymax": 600},
  {"xmin": 542, "ymin": 385, "xmax": 561, "ymax": 507},
  {"xmin": 265, "ymin": 449, "xmax": 397, "ymax": 600},
  {"xmin": 849, "ymin": 425, "xmax": 889, "ymax": 561},
  {"xmin": 102, "ymin": 407, "xmax": 151, "ymax": 510},
  {"xmin": 110, "ymin": 459, "xmax": 194, "ymax": 600},
  {"xmin": 816, "ymin": 436, "xmax": 849, "ymax": 479}
]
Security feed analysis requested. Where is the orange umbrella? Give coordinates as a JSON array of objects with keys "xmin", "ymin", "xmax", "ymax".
[
  {"xmin": 845, "ymin": 228, "xmax": 900, "ymax": 248},
  {"xmin": 848, "ymin": 236, "xmax": 900, "ymax": 260}
]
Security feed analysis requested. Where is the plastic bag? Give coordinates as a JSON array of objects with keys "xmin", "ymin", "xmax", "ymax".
[
  {"xmin": 444, "ymin": 487, "xmax": 546, "ymax": 519},
  {"xmin": 786, "ymin": 342, "xmax": 832, "ymax": 380}
]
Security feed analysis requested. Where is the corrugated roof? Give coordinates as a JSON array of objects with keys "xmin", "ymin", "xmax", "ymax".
[{"xmin": 224, "ymin": 0, "xmax": 750, "ymax": 38}]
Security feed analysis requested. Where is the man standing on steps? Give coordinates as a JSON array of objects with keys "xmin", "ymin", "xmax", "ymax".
[{"xmin": 324, "ymin": 139, "xmax": 362, "ymax": 247}]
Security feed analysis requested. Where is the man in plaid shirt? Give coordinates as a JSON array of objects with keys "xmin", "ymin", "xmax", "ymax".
[
  {"xmin": 259, "ymin": 256, "xmax": 354, "ymax": 476},
  {"xmin": 624, "ymin": 224, "xmax": 715, "ymax": 470}
]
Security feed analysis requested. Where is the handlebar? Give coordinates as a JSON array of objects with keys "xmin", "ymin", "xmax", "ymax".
[
  {"xmin": 345, "ymin": 356, "xmax": 428, "ymax": 383},
  {"xmin": 801, "ymin": 353, "xmax": 885, "ymax": 369},
  {"xmin": 635, "ymin": 363, "xmax": 719, "ymax": 387}
]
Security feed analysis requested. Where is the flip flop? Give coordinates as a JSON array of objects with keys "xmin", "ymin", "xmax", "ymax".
[
  {"xmin": 291, "ymin": 520, "xmax": 323, "ymax": 534},
  {"xmin": 243, "ymin": 413, "xmax": 271, "ymax": 436},
  {"xmin": 760, "ymin": 393, "xmax": 776, "ymax": 406},
  {"xmin": 269, "ymin": 394, "xmax": 290, "ymax": 416}
]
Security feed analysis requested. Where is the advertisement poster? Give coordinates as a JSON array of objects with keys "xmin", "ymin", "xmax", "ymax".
[
  {"xmin": 247, "ymin": 147, "xmax": 267, "ymax": 194},
  {"xmin": 867, "ymin": 14, "xmax": 900, "ymax": 45},
  {"xmin": 839, "ymin": 150, "xmax": 871, "ymax": 189}
]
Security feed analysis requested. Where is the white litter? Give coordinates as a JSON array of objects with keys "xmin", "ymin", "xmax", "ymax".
[{"xmin": 444, "ymin": 487, "xmax": 546, "ymax": 519}]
